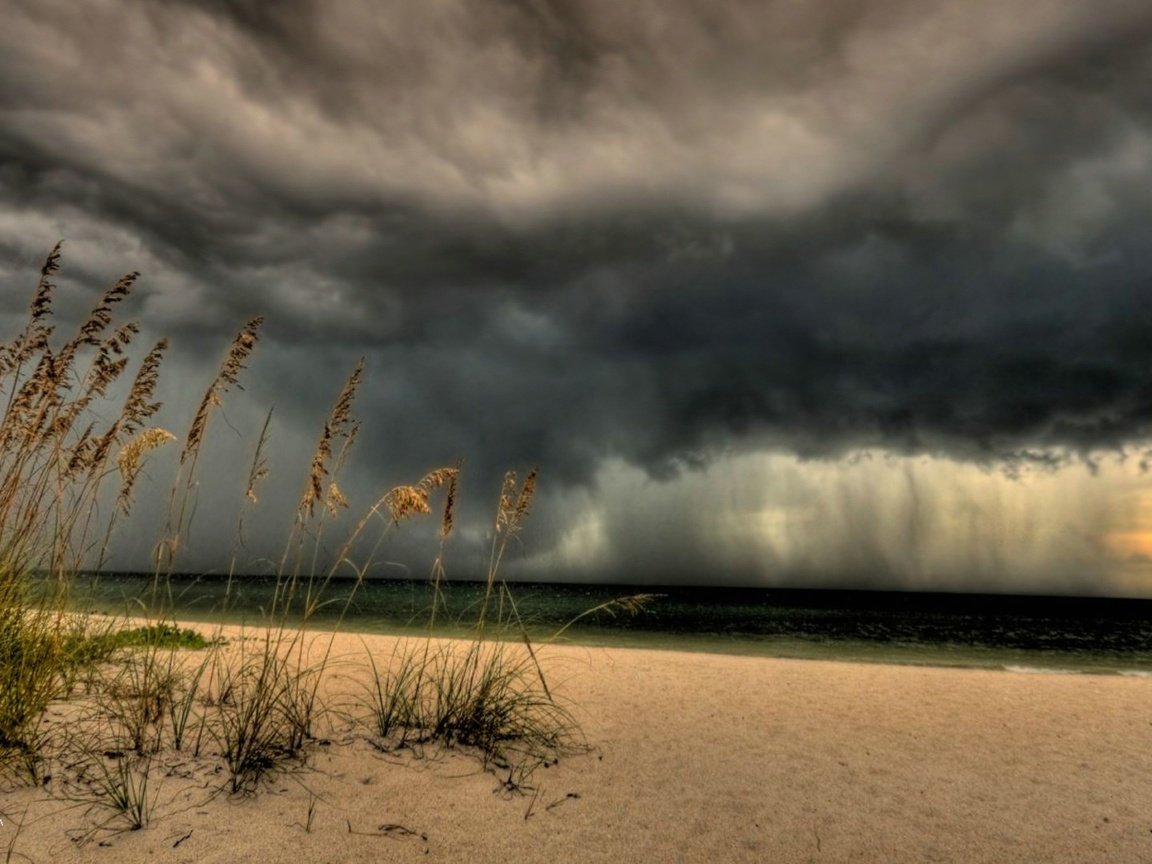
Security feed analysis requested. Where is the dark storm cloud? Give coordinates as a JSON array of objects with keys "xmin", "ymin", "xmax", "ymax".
[{"xmin": 3, "ymin": 0, "xmax": 1152, "ymax": 581}]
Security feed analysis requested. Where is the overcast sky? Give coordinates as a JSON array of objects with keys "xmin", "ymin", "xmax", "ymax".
[{"xmin": 3, "ymin": 0, "xmax": 1152, "ymax": 594}]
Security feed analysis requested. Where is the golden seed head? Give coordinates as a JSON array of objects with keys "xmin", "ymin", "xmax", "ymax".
[
  {"xmin": 496, "ymin": 470, "xmax": 518, "ymax": 532},
  {"xmin": 116, "ymin": 427, "xmax": 176, "ymax": 514},
  {"xmin": 514, "ymin": 469, "xmax": 537, "ymax": 523},
  {"xmin": 441, "ymin": 468, "xmax": 459, "ymax": 538},
  {"xmin": 325, "ymin": 482, "xmax": 349, "ymax": 516},
  {"xmin": 181, "ymin": 319, "xmax": 262, "ymax": 464},
  {"xmin": 299, "ymin": 359, "xmax": 364, "ymax": 520},
  {"xmin": 384, "ymin": 485, "xmax": 432, "ymax": 523}
]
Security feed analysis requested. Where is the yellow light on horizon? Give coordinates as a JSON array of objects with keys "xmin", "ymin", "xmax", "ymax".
[{"xmin": 1104, "ymin": 531, "xmax": 1152, "ymax": 560}]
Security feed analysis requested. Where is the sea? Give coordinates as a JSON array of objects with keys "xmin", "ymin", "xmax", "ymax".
[{"xmin": 61, "ymin": 572, "xmax": 1152, "ymax": 676}]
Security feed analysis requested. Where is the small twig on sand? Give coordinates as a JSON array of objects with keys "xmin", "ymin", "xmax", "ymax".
[
  {"xmin": 545, "ymin": 792, "xmax": 581, "ymax": 811},
  {"xmin": 524, "ymin": 786, "xmax": 542, "ymax": 820},
  {"xmin": 345, "ymin": 819, "xmax": 428, "ymax": 842}
]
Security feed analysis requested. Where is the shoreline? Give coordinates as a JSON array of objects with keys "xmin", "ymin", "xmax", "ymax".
[
  {"xmin": 63, "ymin": 573, "xmax": 1152, "ymax": 675},
  {"xmin": 78, "ymin": 606, "xmax": 1152, "ymax": 676}
]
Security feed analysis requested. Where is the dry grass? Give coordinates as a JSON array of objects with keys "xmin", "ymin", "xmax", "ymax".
[
  {"xmin": 0, "ymin": 247, "xmax": 585, "ymax": 848},
  {"xmin": 362, "ymin": 635, "xmax": 579, "ymax": 778},
  {"xmin": 0, "ymin": 245, "xmax": 174, "ymax": 771},
  {"xmin": 358, "ymin": 471, "xmax": 584, "ymax": 785}
]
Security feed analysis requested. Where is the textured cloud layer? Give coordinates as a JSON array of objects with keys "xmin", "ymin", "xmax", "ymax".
[{"xmin": 3, "ymin": 1, "xmax": 1152, "ymax": 588}]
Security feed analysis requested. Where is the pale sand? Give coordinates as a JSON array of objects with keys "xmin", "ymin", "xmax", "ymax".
[{"xmin": 5, "ymin": 626, "xmax": 1151, "ymax": 863}]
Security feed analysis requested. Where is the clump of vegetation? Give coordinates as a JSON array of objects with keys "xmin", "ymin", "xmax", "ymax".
[
  {"xmin": 76, "ymin": 623, "xmax": 215, "ymax": 656},
  {"xmin": 362, "ymin": 471, "xmax": 580, "ymax": 778},
  {"xmin": 73, "ymin": 753, "xmax": 156, "ymax": 833},
  {"xmin": 0, "ymin": 247, "xmax": 583, "ymax": 845},
  {"xmin": 0, "ymin": 245, "xmax": 172, "ymax": 769}
]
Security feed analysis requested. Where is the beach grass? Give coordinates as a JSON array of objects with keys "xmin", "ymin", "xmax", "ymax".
[{"xmin": 0, "ymin": 247, "xmax": 581, "ymax": 844}]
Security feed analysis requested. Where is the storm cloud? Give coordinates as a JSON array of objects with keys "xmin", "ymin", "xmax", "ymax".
[{"xmin": 2, "ymin": 0, "xmax": 1152, "ymax": 590}]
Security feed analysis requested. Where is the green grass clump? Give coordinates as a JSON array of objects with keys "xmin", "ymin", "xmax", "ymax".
[
  {"xmin": 79, "ymin": 753, "xmax": 156, "ymax": 832},
  {"xmin": 0, "ymin": 607, "xmax": 64, "ymax": 757},
  {"xmin": 396, "ymin": 637, "xmax": 575, "ymax": 765},
  {"xmin": 203, "ymin": 632, "xmax": 321, "ymax": 793},
  {"xmin": 77, "ymin": 623, "xmax": 215, "ymax": 655}
]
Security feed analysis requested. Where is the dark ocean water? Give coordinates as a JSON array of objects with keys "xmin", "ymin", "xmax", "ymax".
[{"xmin": 67, "ymin": 573, "xmax": 1152, "ymax": 674}]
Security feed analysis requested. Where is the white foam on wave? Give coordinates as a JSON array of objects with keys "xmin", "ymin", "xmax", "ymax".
[
  {"xmin": 1002, "ymin": 664, "xmax": 1078, "ymax": 675},
  {"xmin": 1003, "ymin": 665, "xmax": 1152, "ymax": 677}
]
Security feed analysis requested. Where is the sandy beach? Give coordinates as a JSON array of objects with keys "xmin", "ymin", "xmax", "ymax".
[{"xmin": 5, "ymin": 627, "xmax": 1151, "ymax": 864}]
